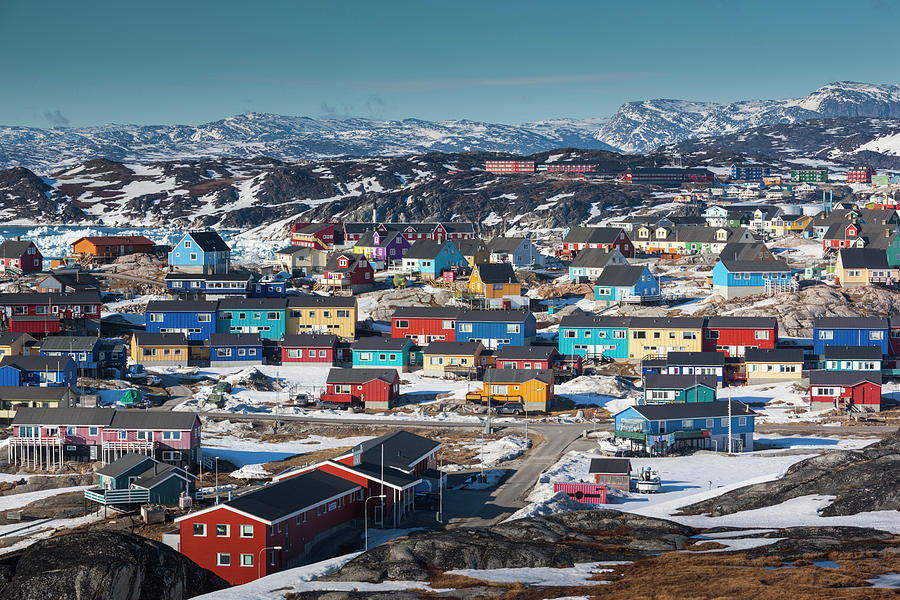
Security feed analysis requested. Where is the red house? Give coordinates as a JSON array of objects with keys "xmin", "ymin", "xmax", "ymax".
[
  {"xmin": 322, "ymin": 253, "xmax": 374, "ymax": 294},
  {"xmin": 846, "ymin": 166, "xmax": 876, "ymax": 184},
  {"xmin": 494, "ymin": 345, "xmax": 582, "ymax": 375},
  {"xmin": 0, "ymin": 239, "xmax": 42, "ymax": 274},
  {"xmin": 281, "ymin": 334, "xmax": 338, "ymax": 365},
  {"xmin": 391, "ymin": 307, "xmax": 461, "ymax": 344},
  {"xmin": 0, "ymin": 292, "xmax": 102, "ymax": 335},
  {"xmin": 174, "ymin": 470, "xmax": 362, "ymax": 585},
  {"xmin": 823, "ymin": 222, "xmax": 861, "ymax": 251},
  {"xmin": 559, "ymin": 227, "xmax": 633, "ymax": 259},
  {"xmin": 702, "ymin": 317, "xmax": 778, "ymax": 357},
  {"xmin": 291, "ymin": 222, "xmax": 340, "ymax": 249},
  {"xmin": 809, "ymin": 370, "xmax": 882, "ymax": 412},
  {"xmin": 321, "ymin": 367, "xmax": 400, "ymax": 410}
]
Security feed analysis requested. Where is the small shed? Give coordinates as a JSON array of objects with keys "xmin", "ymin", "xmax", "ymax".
[{"xmin": 588, "ymin": 457, "xmax": 632, "ymax": 491}]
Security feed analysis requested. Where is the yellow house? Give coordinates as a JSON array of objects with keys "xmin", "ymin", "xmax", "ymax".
[
  {"xmin": 769, "ymin": 214, "xmax": 812, "ymax": 235},
  {"xmin": 0, "ymin": 386, "xmax": 78, "ymax": 420},
  {"xmin": 287, "ymin": 296, "xmax": 357, "ymax": 339},
  {"xmin": 467, "ymin": 263, "xmax": 521, "ymax": 299},
  {"xmin": 0, "ymin": 333, "xmax": 35, "ymax": 358},
  {"xmin": 421, "ymin": 340, "xmax": 485, "ymax": 378},
  {"xmin": 469, "ymin": 368, "xmax": 554, "ymax": 413},
  {"xmin": 627, "ymin": 317, "xmax": 704, "ymax": 359},
  {"xmin": 275, "ymin": 246, "xmax": 328, "ymax": 276},
  {"xmin": 835, "ymin": 248, "xmax": 898, "ymax": 288},
  {"xmin": 745, "ymin": 348, "xmax": 804, "ymax": 383},
  {"xmin": 455, "ymin": 239, "xmax": 490, "ymax": 267},
  {"xmin": 130, "ymin": 332, "xmax": 189, "ymax": 367}
]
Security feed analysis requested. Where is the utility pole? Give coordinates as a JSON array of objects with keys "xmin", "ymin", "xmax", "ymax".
[{"xmin": 727, "ymin": 387, "xmax": 733, "ymax": 454}]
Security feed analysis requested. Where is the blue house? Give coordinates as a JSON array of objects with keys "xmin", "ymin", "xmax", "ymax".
[
  {"xmin": 712, "ymin": 258, "xmax": 792, "ymax": 299},
  {"xmin": 401, "ymin": 240, "xmax": 467, "ymax": 279},
  {"xmin": 812, "ymin": 317, "xmax": 889, "ymax": 355},
  {"xmin": 209, "ymin": 333, "xmax": 263, "ymax": 367},
  {"xmin": 593, "ymin": 265, "xmax": 660, "ymax": 306},
  {"xmin": 145, "ymin": 300, "xmax": 218, "ymax": 342},
  {"xmin": 455, "ymin": 310, "xmax": 536, "ymax": 350},
  {"xmin": 168, "ymin": 231, "xmax": 231, "ymax": 275},
  {"xmin": 823, "ymin": 345, "xmax": 882, "ymax": 371},
  {"xmin": 0, "ymin": 355, "xmax": 77, "ymax": 387},
  {"xmin": 249, "ymin": 278, "xmax": 287, "ymax": 298},
  {"xmin": 558, "ymin": 313, "xmax": 629, "ymax": 360},
  {"xmin": 351, "ymin": 337, "xmax": 414, "ymax": 372},
  {"xmin": 38, "ymin": 336, "xmax": 101, "ymax": 376},
  {"xmin": 613, "ymin": 400, "xmax": 756, "ymax": 454},
  {"xmin": 216, "ymin": 298, "xmax": 287, "ymax": 340},
  {"xmin": 165, "ymin": 271, "xmax": 251, "ymax": 298}
]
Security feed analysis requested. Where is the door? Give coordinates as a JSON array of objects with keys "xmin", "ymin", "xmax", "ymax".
[{"xmin": 90, "ymin": 445, "xmax": 98, "ymax": 460}]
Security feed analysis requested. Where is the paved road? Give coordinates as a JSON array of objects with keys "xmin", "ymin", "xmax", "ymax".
[{"xmin": 150, "ymin": 374, "xmax": 194, "ymax": 410}]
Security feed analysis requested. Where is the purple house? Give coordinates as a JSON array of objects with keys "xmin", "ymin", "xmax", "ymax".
[{"xmin": 353, "ymin": 230, "xmax": 410, "ymax": 266}]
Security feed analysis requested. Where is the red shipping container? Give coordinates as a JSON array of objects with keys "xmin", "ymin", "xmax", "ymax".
[{"xmin": 553, "ymin": 482, "xmax": 607, "ymax": 505}]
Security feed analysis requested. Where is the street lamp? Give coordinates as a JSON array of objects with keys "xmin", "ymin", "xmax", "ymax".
[
  {"xmin": 364, "ymin": 494, "xmax": 387, "ymax": 551},
  {"xmin": 214, "ymin": 457, "xmax": 219, "ymax": 505},
  {"xmin": 258, "ymin": 545, "xmax": 282, "ymax": 580}
]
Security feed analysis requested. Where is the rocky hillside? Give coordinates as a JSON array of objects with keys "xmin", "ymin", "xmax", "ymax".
[
  {"xmin": 0, "ymin": 530, "xmax": 227, "ymax": 600},
  {"xmin": 680, "ymin": 429, "xmax": 900, "ymax": 518},
  {"xmin": 663, "ymin": 116, "xmax": 900, "ymax": 169},
  {"xmin": 0, "ymin": 149, "xmax": 669, "ymax": 230}
]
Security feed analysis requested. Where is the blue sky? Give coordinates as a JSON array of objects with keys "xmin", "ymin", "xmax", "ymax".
[{"xmin": 2, "ymin": 0, "xmax": 899, "ymax": 128}]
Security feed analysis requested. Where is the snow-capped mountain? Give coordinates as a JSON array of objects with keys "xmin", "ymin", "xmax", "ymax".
[
  {"xmin": 0, "ymin": 114, "xmax": 615, "ymax": 172},
  {"xmin": 597, "ymin": 82, "xmax": 900, "ymax": 153}
]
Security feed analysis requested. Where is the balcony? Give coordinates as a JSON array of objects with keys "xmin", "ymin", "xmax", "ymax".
[
  {"xmin": 614, "ymin": 429, "xmax": 647, "ymax": 441},
  {"xmin": 10, "ymin": 436, "xmax": 63, "ymax": 446},
  {"xmin": 84, "ymin": 487, "xmax": 150, "ymax": 505}
]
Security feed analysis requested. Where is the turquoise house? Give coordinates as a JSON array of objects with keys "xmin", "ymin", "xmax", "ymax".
[
  {"xmin": 593, "ymin": 265, "xmax": 660, "ymax": 306},
  {"xmin": 85, "ymin": 453, "xmax": 198, "ymax": 506},
  {"xmin": 641, "ymin": 374, "xmax": 717, "ymax": 405},
  {"xmin": 401, "ymin": 240, "xmax": 467, "ymax": 279},
  {"xmin": 168, "ymin": 231, "xmax": 231, "ymax": 275},
  {"xmin": 216, "ymin": 298, "xmax": 287, "ymax": 340},
  {"xmin": 558, "ymin": 312, "xmax": 629, "ymax": 359},
  {"xmin": 351, "ymin": 337, "xmax": 414, "ymax": 372}
]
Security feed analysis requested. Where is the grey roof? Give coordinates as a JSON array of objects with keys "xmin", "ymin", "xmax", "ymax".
[
  {"xmin": 422, "ymin": 341, "xmax": 483, "ymax": 355},
  {"xmin": 823, "ymin": 345, "xmax": 883, "ymax": 360},
  {"xmin": 744, "ymin": 348, "xmax": 804, "ymax": 363},
  {"xmin": 226, "ymin": 470, "xmax": 359, "ymax": 523},
  {"xmin": 325, "ymin": 252, "xmax": 367, "ymax": 271},
  {"xmin": 326, "ymin": 367, "xmax": 398, "ymax": 384},
  {"xmin": 349, "ymin": 462, "xmax": 420, "ymax": 488},
  {"xmin": 705, "ymin": 316, "xmax": 778, "ymax": 329},
  {"xmin": 564, "ymin": 227, "xmax": 622, "ymax": 245},
  {"xmin": 0, "ymin": 355, "xmax": 75, "ymax": 372},
  {"xmin": 146, "ymin": 300, "xmax": 218, "ymax": 313},
  {"xmin": 558, "ymin": 312, "xmax": 629, "ymax": 329},
  {"xmin": 627, "ymin": 401, "xmax": 755, "ymax": 421},
  {"xmin": 483, "ymin": 367, "xmax": 553, "ymax": 385},
  {"xmin": 209, "ymin": 333, "xmax": 262, "ymax": 347},
  {"xmin": 628, "ymin": 317, "xmax": 705, "ymax": 329},
  {"xmin": 457, "ymin": 309, "xmax": 533, "ymax": 323},
  {"xmin": 392, "ymin": 306, "xmax": 461, "ymax": 319},
  {"xmin": 838, "ymin": 248, "xmax": 889, "ymax": 269},
  {"xmin": 0, "ymin": 333, "xmax": 26, "ymax": 346},
  {"xmin": 0, "ymin": 386, "xmax": 75, "ymax": 401},
  {"xmin": 643, "ymin": 373, "xmax": 718, "ymax": 390},
  {"xmin": 719, "ymin": 258, "xmax": 790, "ymax": 272},
  {"xmin": 42, "ymin": 272, "xmax": 101, "ymax": 289},
  {"xmin": 132, "ymin": 462, "xmax": 193, "ymax": 488},
  {"xmin": 717, "ymin": 242, "xmax": 771, "ymax": 261},
  {"xmin": 568, "ymin": 247, "xmax": 621, "ymax": 269},
  {"xmin": 351, "ymin": 337, "xmax": 411, "ymax": 351},
  {"xmin": 288, "ymin": 295, "xmax": 356, "ymax": 308},
  {"xmin": 98, "ymin": 453, "xmax": 155, "ymax": 478},
  {"xmin": 495, "ymin": 345, "xmax": 556, "ymax": 360},
  {"xmin": 132, "ymin": 332, "xmax": 187, "ymax": 346},
  {"xmin": 12, "ymin": 407, "xmax": 115, "ymax": 426},
  {"xmin": 38, "ymin": 336, "xmax": 100, "ymax": 352},
  {"xmin": 217, "ymin": 297, "xmax": 287, "ymax": 310},
  {"xmin": 352, "ymin": 430, "xmax": 441, "ymax": 470},
  {"xmin": 474, "ymin": 263, "xmax": 517, "ymax": 284},
  {"xmin": 593, "ymin": 265, "xmax": 648, "ymax": 287},
  {"xmin": 165, "ymin": 271, "xmax": 251, "ymax": 282},
  {"xmin": 665, "ymin": 352, "xmax": 725, "ymax": 367},
  {"xmin": 486, "ymin": 237, "xmax": 526, "ymax": 253},
  {"xmin": 186, "ymin": 231, "xmax": 230, "ymax": 252},
  {"xmin": 809, "ymin": 370, "xmax": 881, "ymax": 386},
  {"xmin": 454, "ymin": 238, "xmax": 486, "ymax": 256},
  {"xmin": 0, "ymin": 292, "xmax": 101, "ymax": 305},
  {"xmin": 814, "ymin": 317, "xmax": 889, "ymax": 329},
  {"xmin": 403, "ymin": 239, "xmax": 446, "ymax": 260},
  {"xmin": 588, "ymin": 457, "xmax": 631, "ymax": 475},
  {"xmin": 282, "ymin": 334, "xmax": 338, "ymax": 348},
  {"xmin": 0, "ymin": 240, "xmax": 36, "ymax": 258},
  {"xmin": 108, "ymin": 409, "xmax": 199, "ymax": 431}
]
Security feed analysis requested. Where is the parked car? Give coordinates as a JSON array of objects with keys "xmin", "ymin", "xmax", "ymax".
[
  {"xmin": 496, "ymin": 401, "xmax": 526, "ymax": 415},
  {"xmin": 126, "ymin": 364, "xmax": 147, "ymax": 380},
  {"xmin": 415, "ymin": 492, "xmax": 440, "ymax": 510}
]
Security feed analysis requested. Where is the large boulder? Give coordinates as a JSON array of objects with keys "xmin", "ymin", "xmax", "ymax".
[{"xmin": 0, "ymin": 531, "xmax": 227, "ymax": 600}]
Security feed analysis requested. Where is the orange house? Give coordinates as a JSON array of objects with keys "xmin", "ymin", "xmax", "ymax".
[
  {"xmin": 72, "ymin": 236, "xmax": 155, "ymax": 260},
  {"xmin": 467, "ymin": 263, "xmax": 521, "ymax": 300}
]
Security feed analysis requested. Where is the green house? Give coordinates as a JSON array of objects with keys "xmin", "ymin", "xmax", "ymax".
[
  {"xmin": 641, "ymin": 374, "xmax": 717, "ymax": 405},
  {"xmin": 85, "ymin": 453, "xmax": 198, "ymax": 506}
]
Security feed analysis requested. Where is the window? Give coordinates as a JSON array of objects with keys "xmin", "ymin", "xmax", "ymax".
[
  {"xmin": 379, "ymin": 353, "xmax": 387, "ymax": 361},
  {"xmin": 613, "ymin": 330, "xmax": 626, "ymax": 339},
  {"xmin": 190, "ymin": 253, "xmax": 198, "ymax": 261},
  {"xmin": 706, "ymin": 330, "xmax": 719, "ymax": 339},
  {"xmin": 705, "ymin": 419, "xmax": 714, "ymax": 428},
  {"xmin": 198, "ymin": 314, "xmax": 211, "ymax": 323},
  {"xmin": 216, "ymin": 524, "xmax": 229, "ymax": 537},
  {"xmin": 240, "ymin": 524, "xmax": 253, "ymax": 538},
  {"xmin": 66, "ymin": 426, "xmax": 75, "ymax": 435},
  {"xmin": 460, "ymin": 323, "xmax": 472, "ymax": 333},
  {"xmin": 118, "ymin": 431, "xmax": 127, "ymax": 440},
  {"xmin": 596, "ymin": 287, "xmax": 612, "ymax": 296},
  {"xmin": 738, "ymin": 417, "xmax": 747, "ymax": 426},
  {"xmin": 754, "ymin": 330, "xmax": 769, "ymax": 340},
  {"xmin": 564, "ymin": 330, "xmax": 576, "ymax": 339},
  {"xmin": 396, "ymin": 320, "xmax": 409, "ymax": 329},
  {"xmin": 359, "ymin": 352, "xmax": 372, "ymax": 361},
  {"xmin": 240, "ymin": 554, "xmax": 253, "ymax": 567},
  {"xmin": 184, "ymin": 240, "xmax": 192, "ymax": 248},
  {"xmin": 683, "ymin": 331, "xmax": 696, "ymax": 339},
  {"xmin": 216, "ymin": 348, "xmax": 232, "ymax": 358},
  {"xmin": 89, "ymin": 427, "xmax": 98, "ymax": 436},
  {"xmin": 267, "ymin": 312, "xmax": 281, "ymax": 320},
  {"xmin": 319, "ymin": 350, "xmax": 327, "ymax": 357},
  {"xmin": 584, "ymin": 330, "xmax": 592, "ymax": 338},
  {"xmin": 193, "ymin": 523, "xmax": 206, "ymax": 537},
  {"xmin": 633, "ymin": 331, "xmax": 646, "ymax": 339},
  {"xmin": 818, "ymin": 330, "xmax": 833, "ymax": 340},
  {"xmin": 216, "ymin": 553, "xmax": 230, "ymax": 566},
  {"xmin": 238, "ymin": 348, "xmax": 246, "ymax": 357},
  {"xmin": 337, "ymin": 310, "xmax": 350, "ymax": 318},
  {"xmin": 221, "ymin": 312, "xmax": 232, "ymax": 320},
  {"xmin": 137, "ymin": 431, "xmax": 148, "ymax": 440},
  {"xmin": 682, "ymin": 419, "xmax": 693, "ymax": 428},
  {"xmin": 870, "ymin": 331, "xmax": 884, "ymax": 341}
]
